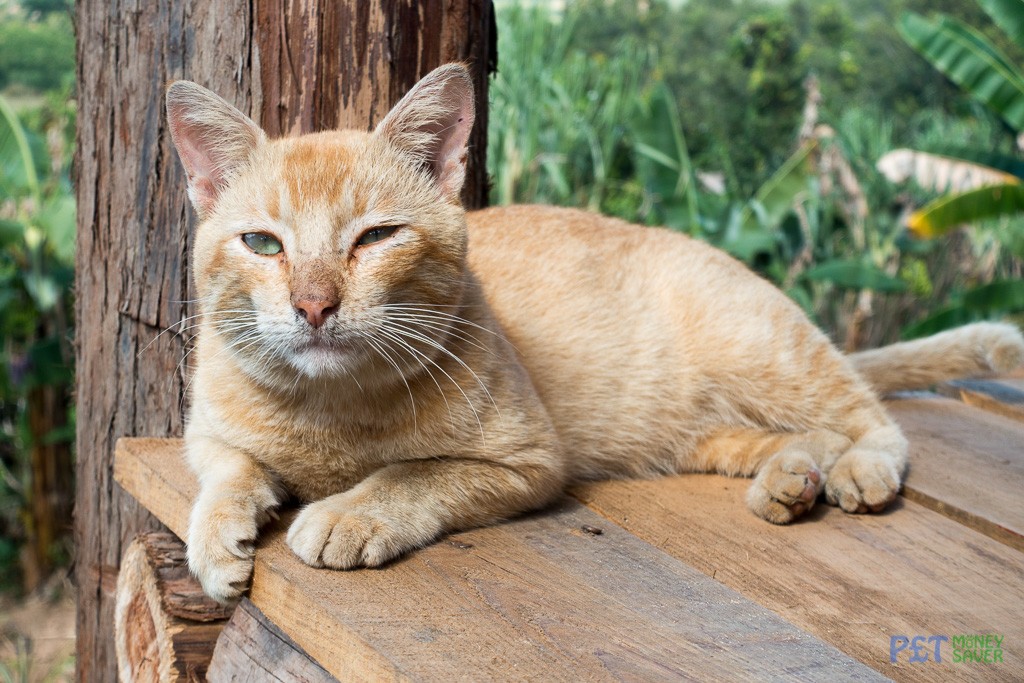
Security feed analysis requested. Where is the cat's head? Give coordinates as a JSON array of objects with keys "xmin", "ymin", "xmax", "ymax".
[{"xmin": 166, "ymin": 64, "xmax": 475, "ymax": 387}]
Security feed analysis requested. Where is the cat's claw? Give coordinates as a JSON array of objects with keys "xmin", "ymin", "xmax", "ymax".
[
  {"xmin": 747, "ymin": 451, "xmax": 823, "ymax": 524},
  {"xmin": 825, "ymin": 449, "xmax": 901, "ymax": 513}
]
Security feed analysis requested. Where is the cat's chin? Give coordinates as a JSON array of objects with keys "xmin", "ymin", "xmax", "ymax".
[{"xmin": 288, "ymin": 345, "xmax": 357, "ymax": 379}]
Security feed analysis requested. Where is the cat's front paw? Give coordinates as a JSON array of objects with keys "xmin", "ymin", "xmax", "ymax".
[
  {"xmin": 747, "ymin": 450, "xmax": 823, "ymax": 524},
  {"xmin": 824, "ymin": 449, "xmax": 901, "ymax": 513},
  {"xmin": 187, "ymin": 500, "xmax": 260, "ymax": 604},
  {"xmin": 287, "ymin": 493, "xmax": 439, "ymax": 570}
]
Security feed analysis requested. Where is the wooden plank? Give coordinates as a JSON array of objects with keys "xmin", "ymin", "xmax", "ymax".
[
  {"xmin": 115, "ymin": 438, "xmax": 884, "ymax": 682},
  {"xmin": 938, "ymin": 379, "xmax": 1024, "ymax": 422},
  {"xmin": 207, "ymin": 599, "xmax": 336, "ymax": 683},
  {"xmin": 887, "ymin": 394, "xmax": 1024, "ymax": 551},
  {"xmin": 573, "ymin": 476, "xmax": 1024, "ymax": 683}
]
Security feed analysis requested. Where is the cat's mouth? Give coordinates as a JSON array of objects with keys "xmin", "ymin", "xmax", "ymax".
[{"xmin": 296, "ymin": 336, "xmax": 352, "ymax": 353}]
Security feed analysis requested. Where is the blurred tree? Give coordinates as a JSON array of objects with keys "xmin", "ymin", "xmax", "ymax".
[
  {"xmin": 0, "ymin": 13, "xmax": 75, "ymax": 91},
  {"xmin": 20, "ymin": 0, "xmax": 72, "ymax": 16}
]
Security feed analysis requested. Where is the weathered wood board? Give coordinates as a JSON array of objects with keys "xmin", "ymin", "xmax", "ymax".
[
  {"xmin": 938, "ymin": 379, "xmax": 1024, "ymax": 422},
  {"xmin": 886, "ymin": 394, "xmax": 1024, "ymax": 551},
  {"xmin": 207, "ymin": 599, "xmax": 336, "ymax": 683},
  {"xmin": 115, "ymin": 438, "xmax": 884, "ymax": 682},
  {"xmin": 573, "ymin": 476, "xmax": 1024, "ymax": 683}
]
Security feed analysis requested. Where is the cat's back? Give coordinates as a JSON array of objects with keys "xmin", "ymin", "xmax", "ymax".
[
  {"xmin": 467, "ymin": 205, "xmax": 744, "ymax": 290},
  {"xmin": 465, "ymin": 205, "xmax": 829, "ymax": 477},
  {"xmin": 466, "ymin": 204, "xmax": 781, "ymax": 328}
]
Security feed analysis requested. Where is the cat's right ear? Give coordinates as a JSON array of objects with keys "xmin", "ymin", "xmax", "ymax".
[{"xmin": 166, "ymin": 81, "xmax": 265, "ymax": 219}]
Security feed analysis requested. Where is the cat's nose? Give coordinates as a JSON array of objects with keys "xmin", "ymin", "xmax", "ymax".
[{"xmin": 293, "ymin": 298, "xmax": 339, "ymax": 328}]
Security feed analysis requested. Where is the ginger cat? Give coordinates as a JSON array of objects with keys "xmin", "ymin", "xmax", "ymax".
[{"xmin": 166, "ymin": 64, "xmax": 1024, "ymax": 603}]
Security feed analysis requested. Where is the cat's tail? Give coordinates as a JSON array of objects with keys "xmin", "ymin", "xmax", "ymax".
[{"xmin": 848, "ymin": 321, "xmax": 1024, "ymax": 395}]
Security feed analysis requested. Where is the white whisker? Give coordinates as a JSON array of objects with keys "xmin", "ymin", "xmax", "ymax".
[
  {"xmin": 384, "ymin": 323, "xmax": 502, "ymax": 425},
  {"xmin": 355, "ymin": 331, "xmax": 418, "ymax": 432},
  {"xmin": 376, "ymin": 328, "xmax": 485, "ymax": 441},
  {"xmin": 373, "ymin": 330, "xmax": 457, "ymax": 431}
]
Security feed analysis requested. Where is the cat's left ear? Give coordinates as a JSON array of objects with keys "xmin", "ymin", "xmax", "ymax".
[{"xmin": 375, "ymin": 63, "xmax": 475, "ymax": 200}]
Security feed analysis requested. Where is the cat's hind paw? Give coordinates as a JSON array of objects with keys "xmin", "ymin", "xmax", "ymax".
[
  {"xmin": 746, "ymin": 450, "xmax": 822, "ymax": 524},
  {"xmin": 824, "ymin": 448, "xmax": 901, "ymax": 513}
]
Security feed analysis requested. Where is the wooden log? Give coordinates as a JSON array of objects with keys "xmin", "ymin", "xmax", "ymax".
[
  {"xmin": 115, "ymin": 438, "xmax": 884, "ymax": 681},
  {"xmin": 75, "ymin": 2, "xmax": 495, "ymax": 678},
  {"xmin": 206, "ymin": 600, "xmax": 336, "ymax": 683},
  {"xmin": 114, "ymin": 532, "xmax": 234, "ymax": 682}
]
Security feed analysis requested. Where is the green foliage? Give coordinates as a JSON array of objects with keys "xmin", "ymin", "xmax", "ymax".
[
  {"xmin": 488, "ymin": 6, "xmax": 650, "ymax": 211},
  {"xmin": 0, "ymin": 12, "xmax": 74, "ymax": 92},
  {"xmin": 563, "ymin": 0, "xmax": 994, "ymax": 196},
  {"xmin": 870, "ymin": 0, "xmax": 1024, "ymax": 332},
  {"xmin": 900, "ymin": 12, "xmax": 1024, "ymax": 131},
  {"xmin": 909, "ymin": 184, "xmax": 1024, "ymax": 237},
  {"xmin": 0, "ymin": 90, "xmax": 76, "ymax": 590},
  {"xmin": 903, "ymin": 280, "xmax": 1024, "ymax": 337},
  {"xmin": 804, "ymin": 260, "xmax": 909, "ymax": 293},
  {"xmin": 20, "ymin": 0, "xmax": 72, "ymax": 15},
  {"xmin": 0, "ymin": 1, "xmax": 76, "ymax": 590},
  {"xmin": 490, "ymin": 0, "xmax": 1023, "ymax": 345}
]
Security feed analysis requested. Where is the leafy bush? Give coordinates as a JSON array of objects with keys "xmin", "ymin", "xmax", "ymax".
[
  {"xmin": 0, "ymin": 1, "xmax": 76, "ymax": 592},
  {"xmin": 488, "ymin": 1, "xmax": 1024, "ymax": 348},
  {"xmin": 0, "ymin": 88, "xmax": 75, "ymax": 592},
  {"xmin": 0, "ymin": 12, "xmax": 74, "ymax": 93}
]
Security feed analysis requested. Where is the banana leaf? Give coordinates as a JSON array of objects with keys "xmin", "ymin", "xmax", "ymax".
[
  {"xmin": 739, "ymin": 141, "xmax": 816, "ymax": 233},
  {"xmin": 916, "ymin": 146, "xmax": 1024, "ymax": 179},
  {"xmin": 876, "ymin": 148, "xmax": 1022, "ymax": 192},
  {"xmin": 722, "ymin": 141, "xmax": 815, "ymax": 260},
  {"xmin": 36, "ymin": 195, "xmax": 76, "ymax": 263},
  {"xmin": 907, "ymin": 182, "xmax": 1024, "ymax": 237},
  {"xmin": 0, "ymin": 94, "xmax": 40, "ymax": 199},
  {"xmin": 803, "ymin": 260, "xmax": 908, "ymax": 293},
  {"xmin": 978, "ymin": 0, "xmax": 1024, "ymax": 49},
  {"xmin": 900, "ymin": 13, "xmax": 1024, "ymax": 132}
]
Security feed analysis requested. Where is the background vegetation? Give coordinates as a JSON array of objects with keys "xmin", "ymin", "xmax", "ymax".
[
  {"xmin": 488, "ymin": 0, "xmax": 1024, "ymax": 349},
  {"xmin": 0, "ymin": 0, "xmax": 75, "ymax": 596}
]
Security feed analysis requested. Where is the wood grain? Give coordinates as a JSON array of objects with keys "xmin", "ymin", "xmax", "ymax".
[
  {"xmin": 887, "ymin": 394, "xmax": 1024, "ymax": 551},
  {"xmin": 207, "ymin": 600, "xmax": 336, "ymax": 683},
  {"xmin": 114, "ymin": 533, "xmax": 233, "ymax": 681},
  {"xmin": 75, "ymin": 3, "xmax": 494, "ymax": 679},
  {"xmin": 115, "ymin": 438, "xmax": 884, "ymax": 682},
  {"xmin": 573, "ymin": 476, "xmax": 1024, "ymax": 683}
]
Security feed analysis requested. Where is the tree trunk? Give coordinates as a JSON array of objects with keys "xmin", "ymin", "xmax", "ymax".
[
  {"xmin": 24, "ymin": 382, "xmax": 72, "ymax": 593},
  {"xmin": 74, "ymin": 2, "xmax": 495, "ymax": 680}
]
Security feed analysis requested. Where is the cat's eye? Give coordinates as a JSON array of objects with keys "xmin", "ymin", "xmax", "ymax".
[
  {"xmin": 356, "ymin": 225, "xmax": 400, "ymax": 247},
  {"xmin": 242, "ymin": 232, "xmax": 283, "ymax": 256}
]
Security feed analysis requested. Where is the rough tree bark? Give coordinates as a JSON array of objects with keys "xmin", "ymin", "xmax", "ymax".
[{"xmin": 74, "ymin": 2, "xmax": 495, "ymax": 679}]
